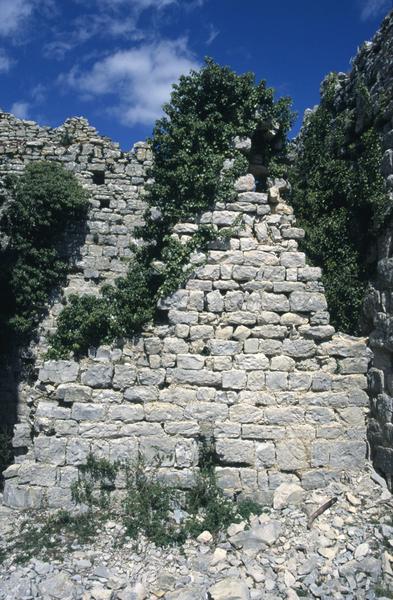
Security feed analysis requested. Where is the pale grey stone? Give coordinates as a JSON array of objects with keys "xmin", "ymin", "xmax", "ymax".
[
  {"xmin": 260, "ymin": 292, "xmax": 289, "ymax": 312},
  {"xmin": 71, "ymin": 402, "xmax": 106, "ymax": 421},
  {"xmin": 81, "ymin": 364, "xmax": 113, "ymax": 388},
  {"xmin": 216, "ymin": 438, "xmax": 254, "ymax": 464},
  {"xmin": 235, "ymin": 354, "xmax": 269, "ymax": 370},
  {"xmin": 222, "ymin": 370, "xmax": 247, "ymax": 390},
  {"xmin": 124, "ymin": 386, "xmax": 158, "ymax": 402},
  {"xmin": 206, "ymin": 290, "xmax": 224, "ymax": 312},
  {"xmin": 107, "ymin": 404, "xmax": 144, "ymax": 422},
  {"xmin": 280, "ymin": 252, "xmax": 306, "ymax": 267},
  {"xmin": 39, "ymin": 360, "xmax": 79, "ymax": 384},
  {"xmin": 57, "ymin": 383, "xmax": 92, "ymax": 403},
  {"xmin": 234, "ymin": 174, "xmax": 255, "ymax": 192},
  {"xmin": 113, "ymin": 364, "xmax": 137, "ymax": 389},
  {"xmin": 209, "ymin": 340, "xmax": 241, "ymax": 355},
  {"xmin": 208, "ymin": 578, "xmax": 250, "ymax": 600},
  {"xmin": 3, "ymin": 481, "xmax": 44, "ymax": 509},
  {"xmin": 34, "ymin": 436, "xmax": 66, "ymax": 465},
  {"xmin": 169, "ymin": 368, "xmax": 221, "ymax": 386},
  {"xmin": 145, "ymin": 402, "xmax": 183, "ymax": 422},
  {"xmin": 177, "ymin": 354, "xmax": 205, "ymax": 369},
  {"xmin": 290, "ymin": 291, "xmax": 328, "ymax": 312},
  {"xmin": 255, "ymin": 442, "xmax": 276, "ymax": 467}
]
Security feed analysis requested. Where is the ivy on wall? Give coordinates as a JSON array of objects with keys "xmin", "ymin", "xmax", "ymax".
[
  {"xmin": 0, "ymin": 162, "xmax": 88, "ymax": 352},
  {"xmin": 290, "ymin": 72, "xmax": 390, "ymax": 335},
  {"xmin": 49, "ymin": 59, "xmax": 294, "ymax": 358}
]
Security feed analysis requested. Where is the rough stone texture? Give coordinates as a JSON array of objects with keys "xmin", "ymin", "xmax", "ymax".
[
  {"xmin": 0, "ymin": 112, "xmax": 150, "ymax": 428},
  {"xmin": 323, "ymin": 11, "xmax": 393, "ymax": 487},
  {"xmin": 2, "ymin": 160, "xmax": 371, "ymax": 508}
]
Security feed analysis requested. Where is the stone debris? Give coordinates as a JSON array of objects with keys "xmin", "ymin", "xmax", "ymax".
[{"xmin": 0, "ymin": 471, "xmax": 392, "ymax": 599}]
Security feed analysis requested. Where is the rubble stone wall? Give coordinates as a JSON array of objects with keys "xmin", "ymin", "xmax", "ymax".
[
  {"xmin": 0, "ymin": 111, "xmax": 151, "ymax": 428},
  {"xmin": 324, "ymin": 11, "xmax": 393, "ymax": 485},
  {"xmin": 1, "ymin": 164, "xmax": 371, "ymax": 509}
]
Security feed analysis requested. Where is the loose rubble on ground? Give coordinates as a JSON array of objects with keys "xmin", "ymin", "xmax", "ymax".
[{"xmin": 0, "ymin": 468, "xmax": 392, "ymax": 600}]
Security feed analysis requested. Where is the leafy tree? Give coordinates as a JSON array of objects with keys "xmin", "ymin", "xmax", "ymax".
[
  {"xmin": 50, "ymin": 58, "xmax": 294, "ymax": 357},
  {"xmin": 290, "ymin": 73, "xmax": 389, "ymax": 334},
  {"xmin": 0, "ymin": 161, "xmax": 88, "ymax": 349}
]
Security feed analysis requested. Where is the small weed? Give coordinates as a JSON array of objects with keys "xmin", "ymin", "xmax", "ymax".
[
  {"xmin": 8, "ymin": 437, "xmax": 264, "ymax": 562},
  {"xmin": 375, "ymin": 584, "xmax": 393, "ymax": 598}
]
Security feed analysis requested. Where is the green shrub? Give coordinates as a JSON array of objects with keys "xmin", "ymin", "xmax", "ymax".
[
  {"xmin": 50, "ymin": 58, "xmax": 294, "ymax": 357},
  {"xmin": 290, "ymin": 73, "xmax": 389, "ymax": 334},
  {"xmin": 0, "ymin": 161, "xmax": 88, "ymax": 348}
]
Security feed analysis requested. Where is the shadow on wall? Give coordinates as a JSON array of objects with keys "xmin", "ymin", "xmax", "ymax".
[{"xmin": 0, "ymin": 218, "xmax": 88, "ymax": 488}]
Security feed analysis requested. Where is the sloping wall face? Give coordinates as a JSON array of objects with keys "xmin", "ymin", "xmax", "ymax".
[
  {"xmin": 0, "ymin": 112, "xmax": 150, "ymax": 428},
  {"xmin": 2, "ymin": 169, "xmax": 371, "ymax": 510},
  {"xmin": 329, "ymin": 12, "xmax": 393, "ymax": 485}
]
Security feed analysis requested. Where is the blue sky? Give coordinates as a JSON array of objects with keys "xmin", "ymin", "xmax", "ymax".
[{"xmin": 0, "ymin": 0, "xmax": 392, "ymax": 149}]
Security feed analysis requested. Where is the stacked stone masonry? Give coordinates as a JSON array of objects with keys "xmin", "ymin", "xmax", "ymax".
[
  {"xmin": 0, "ymin": 111, "xmax": 150, "ymax": 427},
  {"xmin": 325, "ymin": 10, "xmax": 393, "ymax": 484},
  {"xmin": 2, "ymin": 162, "xmax": 371, "ymax": 509}
]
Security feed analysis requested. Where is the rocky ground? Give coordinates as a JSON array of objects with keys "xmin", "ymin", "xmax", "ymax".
[{"xmin": 0, "ymin": 466, "xmax": 392, "ymax": 600}]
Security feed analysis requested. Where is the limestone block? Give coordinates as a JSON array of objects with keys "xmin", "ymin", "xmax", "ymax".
[
  {"xmin": 71, "ymin": 402, "xmax": 106, "ymax": 421},
  {"xmin": 57, "ymin": 384, "xmax": 92, "ymax": 403},
  {"xmin": 226, "ymin": 311, "xmax": 257, "ymax": 326},
  {"xmin": 280, "ymin": 252, "xmax": 306, "ymax": 267},
  {"xmin": 124, "ymin": 386, "xmax": 158, "ymax": 403},
  {"xmin": 212, "ymin": 210, "xmax": 240, "ymax": 226},
  {"xmin": 18, "ymin": 463, "xmax": 57, "ymax": 486},
  {"xmin": 238, "ymin": 390, "xmax": 274, "ymax": 405},
  {"xmin": 338, "ymin": 406, "xmax": 365, "ymax": 426},
  {"xmin": 234, "ymin": 354, "xmax": 268, "ymax": 371},
  {"xmin": 214, "ymin": 421, "xmax": 241, "ymax": 438},
  {"xmin": 189, "ymin": 325, "xmax": 214, "ymax": 340},
  {"xmin": 121, "ymin": 422, "xmax": 163, "ymax": 437},
  {"xmin": 266, "ymin": 371, "xmax": 288, "ymax": 390},
  {"xmin": 253, "ymin": 325, "xmax": 287, "ymax": 339},
  {"xmin": 216, "ymin": 439, "xmax": 255, "ymax": 465},
  {"xmin": 79, "ymin": 423, "xmax": 119, "ymax": 438},
  {"xmin": 139, "ymin": 435, "xmax": 176, "ymax": 466},
  {"xmin": 159, "ymin": 386, "xmax": 196, "ymax": 405},
  {"xmin": 222, "ymin": 370, "xmax": 247, "ymax": 390},
  {"xmin": 138, "ymin": 367, "xmax": 166, "ymax": 385},
  {"xmin": 12, "ymin": 423, "xmax": 32, "ymax": 448},
  {"xmin": 109, "ymin": 438, "xmax": 138, "ymax": 462},
  {"xmin": 216, "ymin": 467, "xmax": 241, "ymax": 490},
  {"xmin": 270, "ymin": 355, "xmax": 295, "ymax": 371},
  {"xmin": 169, "ymin": 368, "xmax": 221, "ymax": 387},
  {"xmin": 237, "ymin": 191, "xmax": 268, "ymax": 204},
  {"xmin": 144, "ymin": 402, "xmax": 183, "ymax": 422},
  {"xmin": 164, "ymin": 421, "xmax": 200, "ymax": 436},
  {"xmin": 224, "ymin": 291, "xmax": 244, "ymax": 311},
  {"xmin": 246, "ymin": 371, "xmax": 266, "ymax": 390},
  {"xmin": 298, "ymin": 267, "xmax": 322, "ymax": 281},
  {"xmin": 163, "ymin": 337, "xmax": 189, "ymax": 353},
  {"xmin": 34, "ymin": 436, "xmax": 67, "ymax": 466},
  {"xmin": 338, "ymin": 357, "xmax": 369, "ymax": 374},
  {"xmin": 107, "ymin": 404, "xmax": 144, "ymax": 422},
  {"xmin": 3, "ymin": 481, "xmax": 44, "ymax": 509},
  {"xmin": 265, "ymin": 407, "xmax": 304, "ymax": 425},
  {"xmin": 260, "ymin": 292, "xmax": 289, "ymax": 312},
  {"xmin": 177, "ymin": 354, "xmax": 205, "ymax": 369},
  {"xmin": 209, "ymin": 340, "xmax": 241, "ymax": 355},
  {"xmin": 311, "ymin": 440, "xmax": 366, "ymax": 469},
  {"xmin": 256, "ymin": 442, "xmax": 276, "ymax": 467},
  {"xmin": 39, "ymin": 360, "xmax": 79, "ymax": 384},
  {"xmin": 81, "ymin": 364, "xmax": 113, "ymax": 388},
  {"xmin": 289, "ymin": 372, "xmax": 312, "ymax": 390},
  {"xmin": 276, "ymin": 441, "xmax": 308, "ymax": 471},
  {"xmin": 184, "ymin": 402, "xmax": 228, "ymax": 421},
  {"xmin": 282, "ymin": 339, "xmax": 316, "ymax": 358},
  {"xmin": 234, "ymin": 174, "xmax": 255, "ymax": 192},
  {"xmin": 232, "ymin": 265, "xmax": 258, "ymax": 281},
  {"xmin": 206, "ymin": 290, "xmax": 224, "ymax": 312},
  {"xmin": 113, "ymin": 365, "xmax": 137, "ymax": 389},
  {"xmin": 229, "ymin": 404, "xmax": 264, "ymax": 424},
  {"xmin": 168, "ymin": 309, "xmax": 198, "ymax": 325},
  {"xmin": 66, "ymin": 438, "xmax": 91, "ymax": 465},
  {"xmin": 175, "ymin": 439, "xmax": 198, "ymax": 467},
  {"xmin": 290, "ymin": 291, "xmax": 328, "ymax": 312}
]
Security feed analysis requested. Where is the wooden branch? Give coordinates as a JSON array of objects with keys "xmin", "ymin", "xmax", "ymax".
[{"xmin": 307, "ymin": 497, "xmax": 338, "ymax": 529}]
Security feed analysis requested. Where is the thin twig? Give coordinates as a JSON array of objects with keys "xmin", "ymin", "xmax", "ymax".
[{"xmin": 307, "ymin": 497, "xmax": 338, "ymax": 530}]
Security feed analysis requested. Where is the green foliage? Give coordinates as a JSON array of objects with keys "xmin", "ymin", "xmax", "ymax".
[
  {"xmin": 6, "ymin": 443, "xmax": 264, "ymax": 563},
  {"xmin": 0, "ymin": 161, "xmax": 88, "ymax": 348},
  {"xmin": 50, "ymin": 59, "xmax": 294, "ymax": 357},
  {"xmin": 290, "ymin": 72, "xmax": 389, "ymax": 334}
]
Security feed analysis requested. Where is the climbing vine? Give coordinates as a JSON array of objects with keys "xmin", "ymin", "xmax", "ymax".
[
  {"xmin": 0, "ymin": 162, "xmax": 88, "ymax": 351},
  {"xmin": 49, "ymin": 58, "xmax": 294, "ymax": 358},
  {"xmin": 290, "ymin": 72, "xmax": 390, "ymax": 334}
]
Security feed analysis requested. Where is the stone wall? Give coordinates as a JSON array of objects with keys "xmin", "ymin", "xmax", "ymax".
[
  {"xmin": 2, "ymin": 169, "xmax": 371, "ymax": 509},
  {"xmin": 321, "ymin": 10, "xmax": 393, "ymax": 485},
  {"xmin": 0, "ymin": 111, "xmax": 150, "ymax": 430}
]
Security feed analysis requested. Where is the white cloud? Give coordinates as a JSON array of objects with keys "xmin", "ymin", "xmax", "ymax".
[
  {"xmin": 0, "ymin": 0, "xmax": 34, "ymax": 36},
  {"xmin": 206, "ymin": 23, "xmax": 219, "ymax": 45},
  {"xmin": 0, "ymin": 48, "xmax": 13, "ymax": 72},
  {"xmin": 360, "ymin": 0, "xmax": 390, "ymax": 20},
  {"xmin": 10, "ymin": 101, "xmax": 30, "ymax": 119},
  {"xmin": 60, "ymin": 38, "xmax": 199, "ymax": 126}
]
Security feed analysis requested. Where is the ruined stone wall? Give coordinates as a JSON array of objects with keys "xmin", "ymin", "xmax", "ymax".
[
  {"xmin": 2, "ymin": 168, "xmax": 371, "ymax": 510},
  {"xmin": 322, "ymin": 11, "xmax": 393, "ymax": 485},
  {"xmin": 0, "ymin": 111, "xmax": 150, "ymax": 429}
]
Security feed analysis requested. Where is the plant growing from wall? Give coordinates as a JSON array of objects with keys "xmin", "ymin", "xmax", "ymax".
[
  {"xmin": 49, "ymin": 58, "xmax": 294, "ymax": 357},
  {"xmin": 290, "ymin": 72, "xmax": 390, "ymax": 334},
  {"xmin": 0, "ymin": 161, "xmax": 88, "ymax": 350}
]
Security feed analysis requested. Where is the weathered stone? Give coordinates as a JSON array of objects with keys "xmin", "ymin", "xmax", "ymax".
[
  {"xmin": 273, "ymin": 482, "xmax": 305, "ymax": 509},
  {"xmin": 39, "ymin": 361, "xmax": 79, "ymax": 384},
  {"xmin": 208, "ymin": 578, "xmax": 250, "ymax": 600},
  {"xmin": 81, "ymin": 365, "xmax": 113, "ymax": 388}
]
